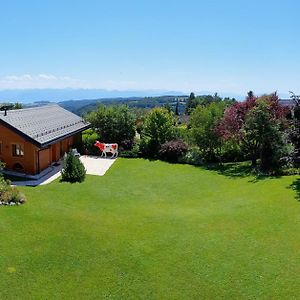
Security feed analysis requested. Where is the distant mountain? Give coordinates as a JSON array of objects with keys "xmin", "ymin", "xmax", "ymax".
[
  {"xmin": 59, "ymin": 96, "xmax": 189, "ymax": 116},
  {"xmin": 0, "ymin": 88, "xmax": 186, "ymax": 103},
  {"xmin": 0, "ymin": 88, "xmax": 247, "ymax": 104}
]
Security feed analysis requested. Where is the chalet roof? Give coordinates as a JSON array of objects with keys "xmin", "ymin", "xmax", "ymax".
[{"xmin": 0, "ymin": 104, "xmax": 90, "ymax": 147}]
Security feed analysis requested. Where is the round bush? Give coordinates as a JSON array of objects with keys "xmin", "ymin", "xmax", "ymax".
[
  {"xmin": 182, "ymin": 147, "xmax": 203, "ymax": 166},
  {"xmin": 120, "ymin": 139, "xmax": 135, "ymax": 151},
  {"xmin": 159, "ymin": 140, "xmax": 188, "ymax": 163}
]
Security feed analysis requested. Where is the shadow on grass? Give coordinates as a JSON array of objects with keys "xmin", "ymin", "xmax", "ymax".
[
  {"xmin": 288, "ymin": 179, "xmax": 300, "ymax": 201},
  {"xmin": 204, "ymin": 162, "xmax": 282, "ymax": 182},
  {"xmin": 138, "ymin": 158, "xmax": 282, "ymax": 183}
]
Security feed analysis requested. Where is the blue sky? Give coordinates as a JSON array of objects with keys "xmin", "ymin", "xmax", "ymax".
[{"xmin": 0, "ymin": 0, "xmax": 299, "ymax": 96}]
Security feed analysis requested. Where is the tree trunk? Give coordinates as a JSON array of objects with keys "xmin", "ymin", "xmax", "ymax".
[{"xmin": 251, "ymin": 156, "xmax": 257, "ymax": 167}]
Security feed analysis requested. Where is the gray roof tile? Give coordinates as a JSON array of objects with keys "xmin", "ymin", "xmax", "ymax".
[{"xmin": 0, "ymin": 104, "xmax": 90, "ymax": 146}]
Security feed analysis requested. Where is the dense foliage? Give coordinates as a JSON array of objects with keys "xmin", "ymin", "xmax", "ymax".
[
  {"xmin": 245, "ymin": 100, "xmax": 291, "ymax": 171},
  {"xmin": 83, "ymin": 90, "xmax": 300, "ymax": 175},
  {"xmin": 61, "ymin": 96, "xmax": 187, "ymax": 116},
  {"xmin": 188, "ymin": 102, "xmax": 226, "ymax": 162},
  {"xmin": 159, "ymin": 140, "xmax": 188, "ymax": 162},
  {"xmin": 185, "ymin": 92, "xmax": 236, "ymax": 115},
  {"xmin": 86, "ymin": 105, "xmax": 135, "ymax": 144},
  {"xmin": 82, "ymin": 129, "xmax": 100, "ymax": 155},
  {"xmin": 140, "ymin": 108, "xmax": 175, "ymax": 157},
  {"xmin": 119, "ymin": 140, "xmax": 141, "ymax": 158},
  {"xmin": 61, "ymin": 152, "xmax": 86, "ymax": 183},
  {"xmin": 0, "ymin": 102, "xmax": 23, "ymax": 110},
  {"xmin": 0, "ymin": 178, "xmax": 26, "ymax": 205},
  {"xmin": 288, "ymin": 92, "xmax": 300, "ymax": 166},
  {"xmin": 182, "ymin": 147, "xmax": 203, "ymax": 165},
  {"xmin": 0, "ymin": 163, "xmax": 26, "ymax": 205},
  {"xmin": 217, "ymin": 93, "xmax": 290, "ymax": 171}
]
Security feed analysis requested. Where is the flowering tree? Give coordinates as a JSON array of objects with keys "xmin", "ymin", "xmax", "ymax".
[{"xmin": 216, "ymin": 92, "xmax": 289, "ymax": 167}]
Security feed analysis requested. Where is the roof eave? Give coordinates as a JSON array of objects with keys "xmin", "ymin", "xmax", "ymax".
[
  {"xmin": 0, "ymin": 119, "xmax": 91, "ymax": 148},
  {"xmin": 0, "ymin": 118, "xmax": 41, "ymax": 147},
  {"xmin": 39, "ymin": 123, "xmax": 91, "ymax": 148}
]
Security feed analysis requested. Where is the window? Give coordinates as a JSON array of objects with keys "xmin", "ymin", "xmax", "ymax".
[{"xmin": 12, "ymin": 144, "xmax": 24, "ymax": 157}]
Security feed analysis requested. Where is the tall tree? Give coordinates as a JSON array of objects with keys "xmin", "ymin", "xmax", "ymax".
[
  {"xmin": 287, "ymin": 92, "xmax": 300, "ymax": 164},
  {"xmin": 247, "ymin": 90, "xmax": 254, "ymax": 99},
  {"xmin": 140, "ymin": 108, "xmax": 175, "ymax": 157},
  {"xmin": 244, "ymin": 100, "xmax": 291, "ymax": 171},
  {"xmin": 175, "ymin": 98, "xmax": 179, "ymax": 116},
  {"xmin": 216, "ymin": 92, "xmax": 289, "ymax": 167},
  {"xmin": 185, "ymin": 92, "xmax": 196, "ymax": 115},
  {"xmin": 86, "ymin": 105, "xmax": 135, "ymax": 144},
  {"xmin": 189, "ymin": 102, "xmax": 226, "ymax": 161},
  {"xmin": 185, "ymin": 93, "xmax": 235, "ymax": 115},
  {"xmin": 163, "ymin": 102, "xmax": 172, "ymax": 113},
  {"xmin": 13, "ymin": 103, "xmax": 23, "ymax": 109}
]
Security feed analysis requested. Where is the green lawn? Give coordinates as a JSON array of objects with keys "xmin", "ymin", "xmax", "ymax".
[{"xmin": 1, "ymin": 158, "xmax": 300, "ymax": 299}]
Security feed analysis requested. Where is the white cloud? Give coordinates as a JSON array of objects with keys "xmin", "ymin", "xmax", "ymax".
[
  {"xmin": 0, "ymin": 73, "xmax": 240, "ymax": 94},
  {"xmin": 0, "ymin": 72, "xmax": 297, "ymax": 97},
  {"xmin": 5, "ymin": 74, "xmax": 33, "ymax": 81},
  {"xmin": 0, "ymin": 73, "xmax": 86, "ymax": 89},
  {"xmin": 37, "ymin": 74, "xmax": 57, "ymax": 80},
  {"xmin": 0, "ymin": 74, "xmax": 142, "ymax": 90}
]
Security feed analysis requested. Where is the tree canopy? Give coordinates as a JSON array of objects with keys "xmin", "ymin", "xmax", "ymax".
[
  {"xmin": 217, "ymin": 92, "xmax": 289, "ymax": 169},
  {"xmin": 86, "ymin": 105, "xmax": 136, "ymax": 144},
  {"xmin": 189, "ymin": 101, "xmax": 227, "ymax": 161},
  {"xmin": 140, "ymin": 108, "xmax": 175, "ymax": 157}
]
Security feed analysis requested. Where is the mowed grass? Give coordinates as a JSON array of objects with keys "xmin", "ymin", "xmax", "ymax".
[{"xmin": 1, "ymin": 159, "xmax": 300, "ymax": 299}]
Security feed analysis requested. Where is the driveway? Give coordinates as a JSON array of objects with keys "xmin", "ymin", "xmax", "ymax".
[{"xmin": 12, "ymin": 155, "xmax": 116, "ymax": 186}]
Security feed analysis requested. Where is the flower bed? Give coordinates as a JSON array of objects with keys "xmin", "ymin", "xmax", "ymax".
[{"xmin": 0, "ymin": 178, "xmax": 26, "ymax": 206}]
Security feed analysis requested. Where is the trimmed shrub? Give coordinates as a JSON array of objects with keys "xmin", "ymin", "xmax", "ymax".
[
  {"xmin": 220, "ymin": 141, "xmax": 244, "ymax": 163},
  {"xmin": 61, "ymin": 152, "xmax": 86, "ymax": 183},
  {"xmin": 279, "ymin": 167, "xmax": 300, "ymax": 176},
  {"xmin": 174, "ymin": 125, "xmax": 189, "ymax": 143},
  {"xmin": 82, "ymin": 129, "xmax": 100, "ymax": 155},
  {"xmin": 159, "ymin": 140, "xmax": 188, "ymax": 163},
  {"xmin": 120, "ymin": 140, "xmax": 141, "ymax": 158},
  {"xmin": 181, "ymin": 147, "xmax": 203, "ymax": 166},
  {"xmin": 139, "ymin": 137, "xmax": 157, "ymax": 158},
  {"xmin": 120, "ymin": 139, "xmax": 135, "ymax": 151}
]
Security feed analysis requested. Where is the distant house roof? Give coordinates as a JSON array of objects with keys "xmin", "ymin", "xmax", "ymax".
[{"xmin": 0, "ymin": 104, "xmax": 90, "ymax": 147}]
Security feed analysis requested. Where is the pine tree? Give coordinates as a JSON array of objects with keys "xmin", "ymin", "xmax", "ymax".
[
  {"xmin": 61, "ymin": 152, "xmax": 86, "ymax": 183},
  {"xmin": 175, "ymin": 98, "xmax": 179, "ymax": 115},
  {"xmin": 185, "ymin": 92, "xmax": 196, "ymax": 115}
]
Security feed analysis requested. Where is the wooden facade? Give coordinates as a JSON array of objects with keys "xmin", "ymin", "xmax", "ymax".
[{"xmin": 0, "ymin": 122, "xmax": 82, "ymax": 175}]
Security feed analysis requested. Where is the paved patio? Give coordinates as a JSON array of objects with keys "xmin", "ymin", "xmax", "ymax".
[
  {"xmin": 80, "ymin": 155, "xmax": 116, "ymax": 176},
  {"xmin": 12, "ymin": 155, "xmax": 116, "ymax": 186}
]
